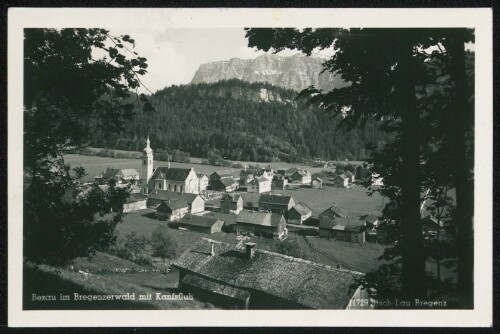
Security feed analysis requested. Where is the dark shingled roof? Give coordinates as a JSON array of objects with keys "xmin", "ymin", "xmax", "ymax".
[
  {"xmin": 152, "ymin": 167, "xmax": 192, "ymax": 181},
  {"xmin": 125, "ymin": 192, "xmax": 147, "ymax": 203},
  {"xmin": 178, "ymin": 215, "xmax": 222, "ymax": 228},
  {"xmin": 258, "ymin": 194, "xmax": 294, "ymax": 206},
  {"xmin": 219, "ymin": 178, "xmax": 237, "ymax": 187},
  {"xmin": 157, "ymin": 198, "xmax": 189, "ymax": 211},
  {"xmin": 236, "ymin": 211, "xmax": 283, "ymax": 227},
  {"xmin": 320, "ymin": 203, "xmax": 354, "ymax": 219},
  {"xmin": 174, "ymin": 239, "xmax": 364, "ymax": 309}
]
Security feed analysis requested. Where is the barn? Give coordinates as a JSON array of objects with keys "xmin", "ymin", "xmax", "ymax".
[
  {"xmin": 287, "ymin": 202, "xmax": 312, "ymax": 225},
  {"xmin": 122, "ymin": 193, "xmax": 147, "ymax": 213},
  {"xmin": 177, "ymin": 215, "xmax": 224, "ymax": 234},
  {"xmin": 156, "ymin": 199, "xmax": 189, "ymax": 222},
  {"xmin": 319, "ymin": 217, "xmax": 366, "ymax": 244},
  {"xmin": 173, "ymin": 239, "xmax": 369, "ymax": 309}
]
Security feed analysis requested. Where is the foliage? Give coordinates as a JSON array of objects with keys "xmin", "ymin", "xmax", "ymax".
[
  {"xmin": 150, "ymin": 226, "xmax": 181, "ymax": 265},
  {"xmin": 245, "ymin": 28, "xmax": 474, "ymax": 304},
  {"xmin": 24, "ymin": 28, "xmax": 152, "ymax": 265},
  {"xmin": 89, "ymin": 79, "xmax": 393, "ymax": 162}
]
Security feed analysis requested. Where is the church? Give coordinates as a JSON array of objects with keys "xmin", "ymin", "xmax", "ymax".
[{"xmin": 142, "ymin": 137, "xmax": 200, "ymax": 194}]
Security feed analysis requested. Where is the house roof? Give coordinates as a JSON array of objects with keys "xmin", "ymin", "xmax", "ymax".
[
  {"xmin": 157, "ymin": 198, "xmax": 189, "ymax": 211},
  {"xmin": 219, "ymin": 178, "xmax": 237, "ymax": 187},
  {"xmin": 320, "ymin": 203, "xmax": 353, "ymax": 219},
  {"xmin": 236, "ymin": 211, "xmax": 283, "ymax": 227},
  {"xmin": 239, "ymin": 193, "xmax": 261, "ymax": 207},
  {"xmin": 178, "ymin": 215, "xmax": 222, "ymax": 228},
  {"xmin": 312, "ymin": 176, "xmax": 323, "ymax": 182},
  {"xmin": 258, "ymin": 194, "xmax": 294, "ymax": 206},
  {"xmin": 196, "ymin": 173, "xmax": 208, "ymax": 179},
  {"xmin": 125, "ymin": 192, "xmax": 147, "ymax": 203},
  {"xmin": 148, "ymin": 190, "xmax": 202, "ymax": 205},
  {"xmin": 222, "ymin": 193, "xmax": 242, "ymax": 202},
  {"xmin": 249, "ymin": 176, "xmax": 269, "ymax": 185},
  {"xmin": 100, "ymin": 168, "xmax": 139, "ymax": 180},
  {"xmin": 119, "ymin": 169, "xmax": 140, "ymax": 177},
  {"xmin": 174, "ymin": 239, "xmax": 364, "ymax": 309},
  {"xmin": 336, "ymin": 174, "xmax": 349, "ymax": 180},
  {"xmin": 361, "ymin": 214, "xmax": 379, "ymax": 225},
  {"xmin": 291, "ymin": 202, "xmax": 312, "ymax": 216},
  {"xmin": 320, "ymin": 217, "xmax": 366, "ymax": 232},
  {"xmin": 344, "ymin": 171, "xmax": 355, "ymax": 177},
  {"xmin": 152, "ymin": 167, "xmax": 193, "ymax": 181},
  {"xmin": 212, "ymin": 170, "xmax": 240, "ymax": 178}
]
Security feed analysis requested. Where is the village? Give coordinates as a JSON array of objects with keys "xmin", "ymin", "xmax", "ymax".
[{"xmin": 61, "ymin": 137, "xmax": 402, "ymax": 310}]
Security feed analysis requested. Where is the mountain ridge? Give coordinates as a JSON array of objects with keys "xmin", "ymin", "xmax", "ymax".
[{"xmin": 190, "ymin": 54, "xmax": 346, "ymax": 92}]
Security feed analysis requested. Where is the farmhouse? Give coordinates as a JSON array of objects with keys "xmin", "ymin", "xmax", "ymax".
[
  {"xmin": 247, "ymin": 176, "xmax": 271, "ymax": 194},
  {"xmin": 258, "ymin": 194, "xmax": 295, "ymax": 217},
  {"xmin": 311, "ymin": 176, "xmax": 323, "ymax": 189},
  {"xmin": 290, "ymin": 170, "xmax": 312, "ymax": 185},
  {"xmin": 197, "ymin": 173, "xmax": 209, "ymax": 192},
  {"xmin": 319, "ymin": 203, "xmax": 354, "ymax": 220},
  {"xmin": 235, "ymin": 211, "xmax": 287, "ymax": 240},
  {"xmin": 319, "ymin": 217, "xmax": 366, "ymax": 243},
  {"xmin": 220, "ymin": 193, "xmax": 243, "ymax": 214},
  {"xmin": 344, "ymin": 171, "xmax": 355, "ymax": 183},
  {"xmin": 287, "ymin": 202, "xmax": 312, "ymax": 225},
  {"xmin": 147, "ymin": 190, "xmax": 205, "ymax": 213},
  {"xmin": 173, "ymin": 239, "xmax": 369, "ymax": 309},
  {"xmin": 178, "ymin": 215, "xmax": 224, "ymax": 234},
  {"xmin": 123, "ymin": 192, "xmax": 147, "ymax": 213},
  {"xmin": 156, "ymin": 199, "xmax": 189, "ymax": 221},
  {"xmin": 333, "ymin": 174, "xmax": 350, "ymax": 188},
  {"xmin": 95, "ymin": 168, "xmax": 140, "ymax": 185},
  {"xmin": 149, "ymin": 166, "xmax": 199, "ymax": 194},
  {"xmin": 211, "ymin": 177, "xmax": 239, "ymax": 192}
]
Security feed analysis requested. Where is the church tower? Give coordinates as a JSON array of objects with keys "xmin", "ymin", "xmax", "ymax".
[{"xmin": 142, "ymin": 136, "xmax": 154, "ymax": 184}]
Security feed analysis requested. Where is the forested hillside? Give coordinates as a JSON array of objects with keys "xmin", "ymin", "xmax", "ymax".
[{"xmin": 90, "ymin": 79, "xmax": 392, "ymax": 162}]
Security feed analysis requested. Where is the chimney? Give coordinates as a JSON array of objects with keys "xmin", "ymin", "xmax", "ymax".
[
  {"xmin": 337, "ymin": 264, "xmax": 342, "ymax": 269},
  {"xmin": 210, "ymin": 240, "xmax": 215, "ymax": 256},
  {"xmin": 245, "ymin": 242, "xmax": 256, "ymax": 259}
]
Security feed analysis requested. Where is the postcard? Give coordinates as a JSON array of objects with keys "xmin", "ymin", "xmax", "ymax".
[{"xmin": 8, "ymin": 7, "xmax": 493, "ymax": 327}]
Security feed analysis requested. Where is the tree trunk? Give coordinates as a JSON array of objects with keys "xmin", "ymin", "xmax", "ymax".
[
  {"xmin": 397, "ymin": 30, "xmax": 426, "ymax": 299},
  {"xmin": 446, "ymin": 29, "xmax": 474, "ymax": 308}
]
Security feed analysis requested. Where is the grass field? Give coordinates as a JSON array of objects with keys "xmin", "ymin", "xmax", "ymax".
[{"xmin": 64, "ymin": 154, "xmax": 335, "ymax": 183}]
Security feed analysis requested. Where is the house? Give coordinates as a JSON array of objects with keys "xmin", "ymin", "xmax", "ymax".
[
  {"xmin": 95, "ymin": 168, "xmax": 140, "ymax": 185},
  {"xmin": 209, "ymin": 170, "xmax": 240, "ymax": 187},
  {"xmin": 344, "ymin": 171, "xmax": 355, "ymax": 183},
  {"xmin": 156, "ymin": 199, "xmax": 189, "ymax": 221},
  {"xmin": 239, "ymin": 193, "xmax": 261, "ymax": 211},
  {"xmin": 247, "ymin": 176, "xmax": 271, "ymax": 194},
  {"xmin": 235, "ymin": 211, "xmax": 287, "ymax": 240},
  {"xmin": 147, "ymin": 190, "xmax": 205, "ymax": 213},
  {"xmin": 123, "ymin": 193, "xmax": 147, "ymax": 213},
  {"xmin": 319, "ymin": 217, "xmax": 366, "ymax": 243},
  {"xmin": 287, "ymin": 202, "xmax": 312, "ymax": 225},
  {"xmin": 333, "ymin": 174, "xmax": 350, "ymax": 188},
  {"xmin": 319, "ymin": 203, "xmax": 354, "ymax": 221},
  {"xmin": 177, "ymin": 215, "xmax": 224, "ymax": 234},
  {"xmin": 258, "ymin": 194, "xmax": 295, "ymax": 217},
  {"xmin": 273, "ymin": 175, "xmax": 288, "ymax": 190},
  {"xmin": 197, "ymin": 173, "xmax": 209, "ymax": 192},
  {"xmin": 173, "ymin": 238, "xmax": 369, "ymax": 309},
  {"xmin": 220, "ymin": 193, "xmax": 243, "ymax": 214},
  {"xmin": 211, "ymin": 177, "xmax": 239, "ymax": 192},
  {"xmin": 289, "ymin": 170, "xmax": 311, "ymax": 185},
  {"xmin": 371, "ymin": 173, "xmax": 384, "ymax": 186},
  {"xmin": 149, "ymin": 167, "xmax": 199, "ymax": 194},
  {"xmin": 311, "ymin": 176, "xmax": 323, "ymax": 189}
]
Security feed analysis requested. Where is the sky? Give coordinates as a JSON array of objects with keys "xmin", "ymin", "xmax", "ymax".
[
  {"xmin": 108, "ymin": 28, "xmax": 272, "ymax": 93},
  {"xmin": 107, "ymin": 28, "xmax": 333, "ymax": 94}
]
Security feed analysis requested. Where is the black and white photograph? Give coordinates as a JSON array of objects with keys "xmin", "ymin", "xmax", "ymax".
[{"xmin": 7, "ymin": 7, "xmax": 492, "ymax": 327}]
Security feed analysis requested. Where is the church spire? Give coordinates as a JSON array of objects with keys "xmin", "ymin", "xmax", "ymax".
[{"xmin": 146, "ymin": 135, "xmax": 150, "ymax": 148}]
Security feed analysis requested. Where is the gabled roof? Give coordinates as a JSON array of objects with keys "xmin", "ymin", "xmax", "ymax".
[
  {"xmin": 344, "ymin": 171, "xmax": 355, "ymax": 177},
  {"xmin": 174, "ymin": 239, "xmax": 364, "ymax": 309},
  {"xmin": 236, "ymin": 211, "xmax": 284, "ymax": 227},
  {"xmin": 212, "ymin": 170, "xmax": 240, "ymax": 178},
  {"xmin": 312, "ymin": 176, "xmax": 323, "ymax": 182},
  {"xmin": 157, "ymin": 198, "xmax": 189, "ymax": 211},
  {"xmin": 196, "ymin": 173, "xmax": 208, "ymax": 179},
  {"xmin": 361, "ymin": 214, "xmax": 379, "ymax": 225},
  {"xmin": 219, "ymin": 178, "xmax": 237, "ymax": 187},
  {"xmin": 148, "ymin": 190, "xmax": 202, "ymax": 205},
  {"xmin": 336, "ymin": 174, "xmax": 349, "ymax": 180},
  {"xmin": 125, "ymin": 192, "xmax": 147, "ymax": 203},
  {"xmin": 178, "ymin": 214, "xmax": 222, "ymax": 228},
  {"xmin": 152, "ymin": 167, "xmax": 193, "ymax": 181},
  {"xmin": 291, "ymin": 202, "xmax": 312, "ymax": 216},
  {"xmin": 320, "ymin": 217, "xmax": 366, "ymax": 232},
  {"xmin": 119, "ymin": 169, "xmax": 140, "ymax": 177},
  {"xmin": 222, "ymin": 193, "xmax": 242, "ymax": 202},
  {"xmin": 320, "ymin": 203, "xmax": 353, "ymax": 219},
  {"xmin": 249, "ymin": 176, "xmax": 270, "ymax": 185},
  {"xmin": 258, "ymin": 194, "xmax": 294, "ymax": 206}
]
